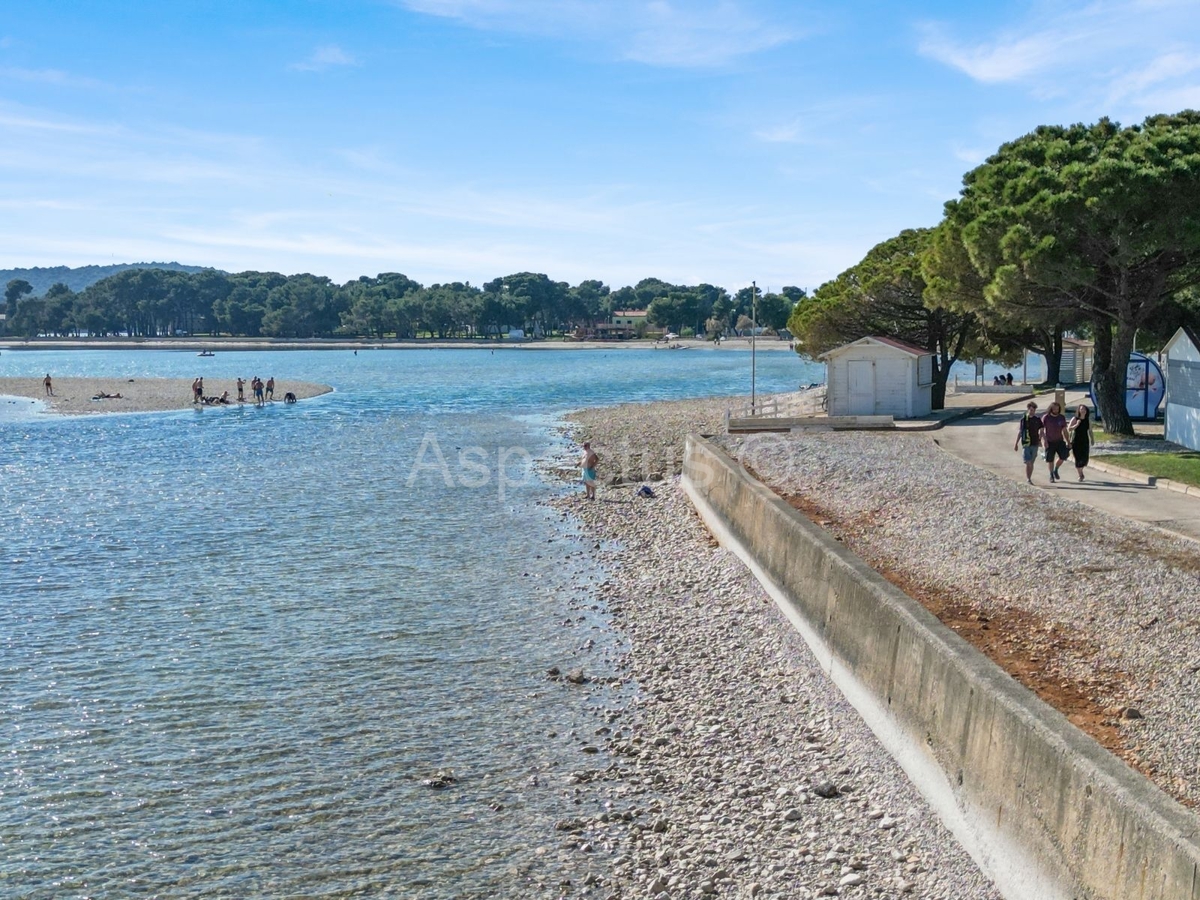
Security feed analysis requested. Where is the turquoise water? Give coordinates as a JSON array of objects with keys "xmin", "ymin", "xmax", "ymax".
[{"xmin": 0, "ymin": 348, "xmax": 816, "ymax": 898}]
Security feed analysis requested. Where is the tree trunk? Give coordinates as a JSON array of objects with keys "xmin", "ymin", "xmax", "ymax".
[
  {"xmin": 1091, "ymin": 322, "xmax": 1134, "ymax": 435},
  {"xmin": 931, "ymin": 375, "xmax": 946, "ymax": 410},
  {"xmin": 1042, "ymin": 327, "xmax": 1064, "ymax": 385},
  {"xmin": 930, "ymin": 354, "xmax": 948, "ymax": 410}
]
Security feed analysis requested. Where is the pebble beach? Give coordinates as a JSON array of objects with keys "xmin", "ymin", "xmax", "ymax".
[
  {"xmin": 542, "ymin": 397, "xmax": 1001, "ymax": 899},
  {"xmin": 717, "ymin": 428, "xmax": 1200, "ymax": 811},
  {"xmin": 0, "ymin": 376, "xmax": 332, "ymax": 415}
]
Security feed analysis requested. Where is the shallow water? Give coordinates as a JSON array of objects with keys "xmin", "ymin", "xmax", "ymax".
[{"xmin": 0, "ymin": 347, "xmax": 817, "ymax": 898}]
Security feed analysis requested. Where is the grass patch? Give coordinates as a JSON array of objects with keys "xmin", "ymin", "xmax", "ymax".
[
  {"xmin": 1101, "ymin": 452, "xmax": 1200, "ymax": 487},
  {"xmin": 1093, "ymin": 430, "xmax": 1163, "ymax": 444}
]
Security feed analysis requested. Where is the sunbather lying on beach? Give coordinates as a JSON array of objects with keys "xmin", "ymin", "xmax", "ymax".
[{"xmin": 91, "ymin": 392, "xmax": 123, "ymax": 400}]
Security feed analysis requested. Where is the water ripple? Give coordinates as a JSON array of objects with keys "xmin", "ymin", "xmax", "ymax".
[{"xmin": 0, "ymin": 348, "xmax": 812, "ymax": 896}]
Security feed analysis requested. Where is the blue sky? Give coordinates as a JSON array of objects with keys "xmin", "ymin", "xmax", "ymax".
[{"xmin": 2, "ymin": 1, "xmax": 1199, "ymax": 293}]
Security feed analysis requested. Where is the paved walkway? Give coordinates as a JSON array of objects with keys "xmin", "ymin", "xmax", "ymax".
[{"xmin": 933, "ymin": 394, "xmax": 1200, "ymax": 543}]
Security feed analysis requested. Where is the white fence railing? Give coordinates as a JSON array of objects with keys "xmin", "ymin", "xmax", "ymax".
[{"xmin": 727, "ymin": 385, "xmax": 826, "ymax": 421}]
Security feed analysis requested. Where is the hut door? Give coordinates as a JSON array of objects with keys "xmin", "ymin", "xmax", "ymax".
[{"xmin": 848, "ymin": 360, "xmax": 874, "ymax": 415}]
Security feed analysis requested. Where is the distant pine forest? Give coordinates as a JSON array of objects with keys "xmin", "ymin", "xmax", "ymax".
[{"xmin": 2, "ymin": 265, "xmax": 804, "ymax": 341}]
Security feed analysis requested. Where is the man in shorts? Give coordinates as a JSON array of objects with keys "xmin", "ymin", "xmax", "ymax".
[
  {"xmin": 1013, "ymin": 401, "xmax": 1043, "ymax": 484},
  {"xmin": 580, "ymin": 442, "xmax": 599, "ymax": 500},
  {"xmin": 1040, "ymin": 401, "xmax": 1070, "ymax": 482}
]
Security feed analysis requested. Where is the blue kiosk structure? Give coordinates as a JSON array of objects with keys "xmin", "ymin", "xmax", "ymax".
[{"xmin": 1089, "ymin": 351, "xmax": 1164, "ymax": 421}]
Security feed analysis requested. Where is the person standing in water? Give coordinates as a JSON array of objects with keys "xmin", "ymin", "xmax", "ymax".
[{"xmin": 580, "ymin": 442, "xmax": 599, "ymax": 500}]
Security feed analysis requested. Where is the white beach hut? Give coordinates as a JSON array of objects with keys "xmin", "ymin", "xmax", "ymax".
[
  {"xmin": 1164, "ymin": 326, "xmax": 1200, "ymax": 451},
  {"xmin": 821, "ymin": 336, "xmax": 934, "ymax": 419}
]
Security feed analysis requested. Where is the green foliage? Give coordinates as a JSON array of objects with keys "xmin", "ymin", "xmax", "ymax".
[
  {"xmin": 261, "ymin": 274, "xmax": 344, "ymax": 338},
  {"xmin": 3, "ymin": 263, "xmax": 748, "ymax": 344},
  {"xmin": 946, "ymin": 111, "xmax": 1200, "ymax": 432},
  {"xmin": 923, "ymin": 219, "xmax": 1076, "ymax": 381},
  {"xmin": 5, "ymin": 278, "xmax": 33, "ymax": 313},
  {"xmin": 787, "ymin": 228, "xmax": 979, "ymax": 409},
  {"xmin": 757, "ymin": 290, "xmax": 797, "ymax": 331},
  {"xmin": 340, "ymin": 273, "xmax": 422, "ymax": 338},
  {"xmin": 631, "ymin": 279, "xmax": 729, "ymax": 334}
]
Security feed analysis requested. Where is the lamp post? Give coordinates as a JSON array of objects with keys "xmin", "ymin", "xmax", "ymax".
[{"xmin": 751, "ymin": 280, "xmax": 757, "ymax": 414}]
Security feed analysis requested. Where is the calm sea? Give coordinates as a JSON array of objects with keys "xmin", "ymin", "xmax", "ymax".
[{"xmin": 0, "ymin": 347, "xmax": 818, "ymax": 899}]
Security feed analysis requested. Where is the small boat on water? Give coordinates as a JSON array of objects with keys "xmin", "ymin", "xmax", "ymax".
[{"xmin": 197, "ymin": 351, "xmax": 215, "ymax": 357}]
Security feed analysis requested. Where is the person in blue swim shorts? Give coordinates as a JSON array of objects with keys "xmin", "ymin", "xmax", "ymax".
[{"xmin": 580, "ymin": 441, "xmax": 599, "ymax": 500}]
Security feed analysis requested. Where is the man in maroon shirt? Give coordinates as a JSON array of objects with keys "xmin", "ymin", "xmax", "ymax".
[{"xmin": 1041, "ymin": 401, "xmax": 1070, "ymax": 482}]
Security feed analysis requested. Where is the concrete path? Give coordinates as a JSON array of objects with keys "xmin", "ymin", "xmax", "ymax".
[{"xmin": 933, "ymin": 395, "xmax": 1200, "ymax": 543}]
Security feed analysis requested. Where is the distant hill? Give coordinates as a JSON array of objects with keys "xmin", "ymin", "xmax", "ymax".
[{"xmin": 0, "ymin": 262, "xmax": 217, "ymax": 297}]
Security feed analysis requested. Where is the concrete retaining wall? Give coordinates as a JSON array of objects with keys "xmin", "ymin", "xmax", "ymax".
[{"xmin": 682, "ymin": 434, "xmax": 1200, "ymax": 900}]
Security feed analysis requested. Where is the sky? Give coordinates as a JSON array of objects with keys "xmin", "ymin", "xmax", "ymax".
[{"xmin": 2, "ymin": 1, "xmax": 1199, "ymax": 294}]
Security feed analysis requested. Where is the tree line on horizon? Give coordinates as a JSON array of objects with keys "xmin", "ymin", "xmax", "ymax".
[
  {"xmin": 787, "ymin": 110, "xmax": 1200, "ymax": 434},
  {"xmin": 2, "ymin": 269, "xmax": 805, "ymax": 346},
  {"xmin": 0, "ymin": 262, "xmax": 208, "ymax": 297}
]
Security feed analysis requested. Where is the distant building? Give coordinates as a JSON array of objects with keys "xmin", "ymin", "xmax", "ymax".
[
  {"xmin": 1165, "ymin": 326, "xmax": 1200, "ymax": 450},
  {"xmin": 821, "ymin": 335, "xmax": 934, "ymax": 419},
  {"xmin": 1061, "ymin": 338, "xmax": 1094, "ymax": 384},
  {"xmin": 593, "ymin": 323, "xmax": 633, "ymax": 340},
  {"xmin": 611, "ymin": 310, "xmax": 648, "ymax": 328}
]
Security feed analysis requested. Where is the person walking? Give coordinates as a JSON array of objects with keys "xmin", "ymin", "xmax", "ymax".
[
  {"xmin": 265, "ymin": 377, "xmax": 275, "ymax": 401},
  {"xmin": 1042, "ymin": 401, "xmax": 1070, "ymax": 482},
  {"xmin": 43, "ymin": 373, "xmax": 53, "ymax": 396},
  {"xmin": 1014, "ymin": 401, "xmax": 1044, "ymax": 484},
  {"xmin": 1068, "ymin": 404, "xmax": 1095, "ymax": 481},
  {"xmin": 580, "ymin": 442, "xmax": 599, "ymax": 500}
]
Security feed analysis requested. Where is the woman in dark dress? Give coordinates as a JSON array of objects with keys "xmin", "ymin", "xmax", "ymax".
[{"xmin": 1068, "ymin": 404, "xmax": 1094, "ymax": 481}]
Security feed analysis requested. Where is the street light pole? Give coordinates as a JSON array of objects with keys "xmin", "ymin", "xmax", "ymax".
[{"xmin": 751, "ymin": 280, "xmax": 757, "ymax": 414}]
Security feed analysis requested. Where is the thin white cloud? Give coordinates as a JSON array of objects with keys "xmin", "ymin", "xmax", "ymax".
[
  {"xmin": 0, "ymin": 66, "xmax": 107, "ymax": 89},
  {"xmin": 397, "ymin": 0, "xmax": 797, "ymax": 68},
  {"xmin": 621, "ymin": 1, "xmax": 791, "ymax": 67},
  {"xmin": 951, "ymin": 143, "xmax": 988, "ymax": 166},
  {"xmin": 754, "ymin": 119, "xmax": 806, "ymax": 144},
  {"xmin": 0, "ymin": 109, "xmax": 113, "ymax": 135},
  {"xmin": 0, "ymin": 93, "xmax": 837, "ymax": 288},
  {"xmin": 917, "ymin": 26, "xmax": 1076, "ymax": 83},
  {"xmin": 916, "ymin": 1, "xmax": 1200, "ymax": 118},
  {"xmin": 1137, "ymin": 83, "xmax": 1200, "ymax": 112},
  {"xmin": 290, "ymin": 44, "xmax": 358, "ymax": 72},
  {"xmin": 1107, "ymin": 51, "xmax": 1200, "ymax": 104}
]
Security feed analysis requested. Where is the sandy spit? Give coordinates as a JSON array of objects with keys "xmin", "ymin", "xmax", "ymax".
[
  {"xmin": 0, "ymin": 376, "xmax": 332, "ymax": 415},
  {"xmin": 532, "ymin": 396, "xmax": 999, "ymax": 899}
]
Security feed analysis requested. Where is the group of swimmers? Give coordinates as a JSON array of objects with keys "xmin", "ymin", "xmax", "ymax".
[
  {"xmin": 238, "ymin": 376, "xmax": 274, "ymax": 405},
  {"xmin": 191, "ymin": 375, "xmax": 277, "ymax": 406}
]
